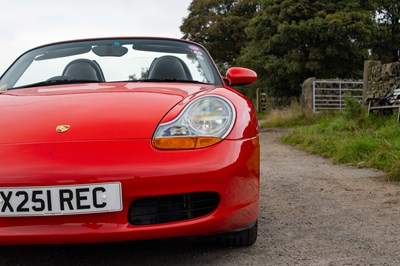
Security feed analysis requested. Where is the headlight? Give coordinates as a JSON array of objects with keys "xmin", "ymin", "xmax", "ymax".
[{"xmin": 152, "ymin": 95, "xmax": 236, "ymax": 149}]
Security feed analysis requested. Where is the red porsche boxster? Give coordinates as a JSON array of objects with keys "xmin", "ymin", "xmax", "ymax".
[{"xmin": 0, "ymin": 37, "xmax": 260, "ymax": 246}]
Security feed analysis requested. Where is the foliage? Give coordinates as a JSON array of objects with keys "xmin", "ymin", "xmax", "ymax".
[
  {"xmin": 257, "ymin": 112, "xmax": 267, "ymax": 120},
  {"xmin": 180, "ymin": 0, "xmax": 399, "ymax": 102},
  {"xmin": 238, "ymin": 0, "xmax": 377, "ymax": 97},
  {"xmin": 370, "ymin": 0, "xmax": 400, "ymax": 62},
  {"xmin": 180, "ymin": 0, "xmax": 259, "ymax": 69},
  {"xmin": 261, "ymin": 100, "xmax": 323, "ymax": 128},
  {"xmin": 282, "ymin": 101, "xmax": 400, "ymax": 181}
]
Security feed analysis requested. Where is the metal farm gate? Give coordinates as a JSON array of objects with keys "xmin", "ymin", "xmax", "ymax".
[{"xmin": 313, "ymin": 80, "xmax": 363, "ymax": 112}]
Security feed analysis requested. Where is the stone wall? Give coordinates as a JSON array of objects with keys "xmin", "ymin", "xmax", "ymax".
[
  {"xmin": 363, "ymin": 60, "xmax": 400, "ymax": 101},
  {"xmin": 300, "ymin": 77, "xmax": 315, "ymax": 113}
]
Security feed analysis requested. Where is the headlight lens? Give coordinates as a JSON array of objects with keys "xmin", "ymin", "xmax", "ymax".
[{"xmin": 152, "ymin": 95, "xmax": 236, "ymax": 149}]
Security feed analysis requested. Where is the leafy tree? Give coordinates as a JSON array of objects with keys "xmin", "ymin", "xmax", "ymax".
[
  {"xmin": 180, "ymin": 0, "xmax": 259, "ymax": 69},
  {"xmin": 239, "ymin": 0, "xmax": 376, "ymax": 97},
  {"xmin": 371, "ymin": 0, "xmax": 400, "ymax": 62}
]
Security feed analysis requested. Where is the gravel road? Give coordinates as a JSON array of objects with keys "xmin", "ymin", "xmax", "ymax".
[
  {"xmin": 259, "ymin": 129, "xmax": 400, "ymax": 265},
  {"xmin": 2, "ymin": 129, "xmax": 400, "ymax": 265}
]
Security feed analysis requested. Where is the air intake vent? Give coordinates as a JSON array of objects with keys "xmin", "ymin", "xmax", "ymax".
[{"xmin": 128, "ymin": 192, "xmax": 219, "ymax": 225}]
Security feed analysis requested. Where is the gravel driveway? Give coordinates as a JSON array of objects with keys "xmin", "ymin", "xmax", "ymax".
[
  {"xmin": 2, "ymin": 129, "xmax": 400, "ymax": 265},
  {"xmin": 260, "ymin": 128, "xmax": 400, "ymax": 265}
]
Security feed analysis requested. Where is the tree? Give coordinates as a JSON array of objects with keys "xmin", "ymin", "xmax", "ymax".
[
  {"xmin": 371, "ymin": 0, "xmax": 400, "ymax": 62},
  {"xmin": 180, "ymin": 0, "xmax": 259, "ymax": 69},
  {"xmin": 239, "ymin": 0, "xmax": 376, "ymax": 97}
]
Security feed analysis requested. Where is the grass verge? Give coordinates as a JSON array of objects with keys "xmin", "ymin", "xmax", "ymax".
[
  {"xmin": 267, "ymin": 98, "xmax": 400, "ymax": 181},
  {"xmin": 260, "ymin": 101, "xmax": 325, "ymax": 128}
]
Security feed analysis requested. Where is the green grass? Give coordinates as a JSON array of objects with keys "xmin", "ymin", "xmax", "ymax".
[
  {"xmin": 268, "ymin": 98, "xmax": 400, "ymax": 181},
  {"xmin": 260, "ymin": 101, "xmax": 331, "ymax": 128},
  {"xmin": 257, "ymin": 112, "xmax": 267, "ymax": 120}
]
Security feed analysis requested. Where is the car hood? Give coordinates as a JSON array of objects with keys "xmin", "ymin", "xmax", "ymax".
[{"xmin": 0, "ymin": 82, "xmax": 213, "ymax": 144}]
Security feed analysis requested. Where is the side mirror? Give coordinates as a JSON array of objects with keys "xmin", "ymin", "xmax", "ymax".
[{"xmin": 225, "ymin": 67, "xmax": 257, "ymax": 86}]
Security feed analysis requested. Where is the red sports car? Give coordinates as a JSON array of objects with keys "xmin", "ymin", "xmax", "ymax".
[{"xmin": 0, "ymin": 37, "xmax": 260, "ymax": 246}]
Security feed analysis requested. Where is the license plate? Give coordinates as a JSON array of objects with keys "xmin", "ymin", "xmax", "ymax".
[{"xmin": 0, "ymin": 182, "xmax": 122, "ymax": 216}]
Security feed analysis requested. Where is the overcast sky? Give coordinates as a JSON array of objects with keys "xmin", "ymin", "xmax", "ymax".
[{"xmin": 0, "ymin": 0, "xmax": 192, "ymax": 75}]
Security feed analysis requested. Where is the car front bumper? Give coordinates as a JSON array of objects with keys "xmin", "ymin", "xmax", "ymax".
[{"xmin": 0, "ymin": 137, "xmax": 259, "ymax": 245}]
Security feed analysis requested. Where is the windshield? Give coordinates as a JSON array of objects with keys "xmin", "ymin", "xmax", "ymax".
[{"xmin": 0, "ymin": 38, "xmax": 223, "ymax": 90}]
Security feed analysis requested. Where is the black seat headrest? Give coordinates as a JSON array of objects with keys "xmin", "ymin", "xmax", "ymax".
[
  {"xmin": 62, "ymin": 59, "xmax": 105, "ymax": 81},
  {"xmin": 148, "ymin": 56, "xmax": 192, "ymax": 81}
]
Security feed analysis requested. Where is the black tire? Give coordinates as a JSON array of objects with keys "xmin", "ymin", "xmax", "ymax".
[{"xmin": 218, "ymin": 221, "xmax": 258, "ymax": 247}]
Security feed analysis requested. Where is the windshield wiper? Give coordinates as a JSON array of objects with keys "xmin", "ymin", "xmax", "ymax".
[{"xmin": 9, "ymin": 79, "xmax": 101, "ymax": 90}]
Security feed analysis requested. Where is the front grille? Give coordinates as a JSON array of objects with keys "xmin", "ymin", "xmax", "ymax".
[{"xmin": 128, "ymin": 192, "xmax": 219, "ymax": 225}]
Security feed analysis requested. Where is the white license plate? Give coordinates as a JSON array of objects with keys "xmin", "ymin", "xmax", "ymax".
[{"xmin": 0, "ymin": 182, "xmax": 122, "ymax": 216}]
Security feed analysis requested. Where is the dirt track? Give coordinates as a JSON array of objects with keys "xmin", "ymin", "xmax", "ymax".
[
  {"xmin": 259, "ymin": 128, "xmax": 400, "ymax": 265},
  {"xmin": 2, "ymin": 129, "xmax": 400, "ymax": 265}
]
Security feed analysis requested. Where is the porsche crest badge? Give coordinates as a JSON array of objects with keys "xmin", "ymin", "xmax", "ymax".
[{"xmin": 56, "ymin": 125, "xmax": 71, "ymax": 133}]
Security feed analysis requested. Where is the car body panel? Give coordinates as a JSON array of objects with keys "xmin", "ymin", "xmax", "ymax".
[
  {"xmin": 0, "ymin": 137, "xmax": 259, "ymax": 245},
  {"xmin": 0, "ymin": 37, "xmax": 259, "ymax": 245},
  {"xmin": 0, "ymin": 83, "xmax": 214, "ymax": 143}
]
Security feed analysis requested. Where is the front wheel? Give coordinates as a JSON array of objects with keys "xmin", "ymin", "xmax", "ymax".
[{"xmin": 217, "ymin": 221, "xmax": 258, "ymax": 247}]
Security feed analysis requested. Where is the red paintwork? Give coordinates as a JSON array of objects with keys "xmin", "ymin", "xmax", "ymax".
[
  {"xmin": 0, "ymin": 83, "xmax": 212, "ymax": 143},
  {"xmin": 0, "ymin": 82, "xmax": 260, "ymax": 245},
  {"xmin": 0, "ymin": 138, "xmax": 259, "ymax": 244},
  {"xmin": 226, "ymin": 67, "xmax": 257, "ymax": 86}
]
